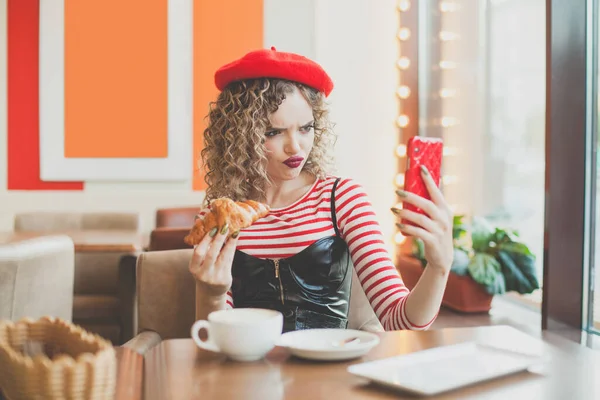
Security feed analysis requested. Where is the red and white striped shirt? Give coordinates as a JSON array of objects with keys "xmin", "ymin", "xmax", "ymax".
[{"xmin": 201, "ymin": 176, "xmax": 435, "ymax": 331}]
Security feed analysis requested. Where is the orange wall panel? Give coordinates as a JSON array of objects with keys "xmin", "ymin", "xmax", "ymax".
[
  {"xmin": 193, "ymin": 0, "xmax": 263, "ymax": 190},
  {"xmin": 64, "ymin": 0, "xmax": 168, "ymax": 158}
]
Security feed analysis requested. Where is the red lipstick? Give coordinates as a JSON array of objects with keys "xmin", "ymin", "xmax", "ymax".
[{"xmin": 283, "ymin": 156, "xmax": 304, "ymax": 169}]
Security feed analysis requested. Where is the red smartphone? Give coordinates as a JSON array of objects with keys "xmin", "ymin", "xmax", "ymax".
[{"xmin": 402, "ymin": 136, "xmax": 443, "ymax": 227}]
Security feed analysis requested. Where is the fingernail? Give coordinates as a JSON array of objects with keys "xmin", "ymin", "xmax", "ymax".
[
  {"xmin": 231, "ymin": 230, "xmax": 240, "ymax": 238},
  {"xmin": 220, "ymin": 223, "xmax": 229, "ymax": 235},
  {"xmin": 396, "ymin": 189, "xmax": 407, "ymax": 197},
  {"xmin": 390, "ymin": 207, "xmax": 401, "ymax": 215},
  {"xmin": 421, "ymin": 165, "xmax": 429, "ymax": 175},
  {"xmin": 209, "ymin": 227, "xmax": 218, "ymax": 237},
  {"xmin": 396, "ymin": 223, "xmax": 406, "ymax": 229}
]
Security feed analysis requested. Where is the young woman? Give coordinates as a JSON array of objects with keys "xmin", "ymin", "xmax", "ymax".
[{"xmin": 189, "ymin": 47, "xmax": 453, "ymax": 332}]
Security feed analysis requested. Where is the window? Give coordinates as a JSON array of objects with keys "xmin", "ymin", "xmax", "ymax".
[{"xmin": 419, "ymin": 0, "xmax": 546, "ymax": 304}]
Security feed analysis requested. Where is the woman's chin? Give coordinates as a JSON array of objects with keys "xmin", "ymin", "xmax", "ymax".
[{"xmin": 272, "ymin": 168, "xmax": 302, "ymax": 181}]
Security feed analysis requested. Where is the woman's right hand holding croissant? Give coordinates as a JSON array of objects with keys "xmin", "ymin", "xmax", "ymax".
[{"xmin": 189, "ymin": 224, "xmax": 240, "ymax": 297}]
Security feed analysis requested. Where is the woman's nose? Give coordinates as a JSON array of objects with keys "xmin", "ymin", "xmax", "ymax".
[{"xmin": 284, "ymin": 135, "xmax": 301, "ymax": 153}]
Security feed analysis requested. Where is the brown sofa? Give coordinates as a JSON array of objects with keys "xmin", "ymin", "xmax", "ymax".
[
  {"xmin": 0, "ymin": 235, "xmax": 74, "ymax": 322},
  {"xmin": 155, "ymin": 207, "xmax": 199, "ymax": 228},
  {"xmin": 13, "ymin": 212, "xmax": 140, "ymax": 344},
  {"xmin": 123, "ymin": 249, "xmax": 384, "ymax": 355}
]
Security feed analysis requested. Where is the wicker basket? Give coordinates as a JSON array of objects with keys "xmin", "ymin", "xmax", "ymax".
[{"xmin": 0, "ymin": 316, "xmax": 116, "ymax": 400}]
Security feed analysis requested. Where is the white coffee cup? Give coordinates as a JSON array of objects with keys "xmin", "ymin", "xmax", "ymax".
[{"xmin": 191, "ymin": 308, "xmax": 283, "ymax": 361}]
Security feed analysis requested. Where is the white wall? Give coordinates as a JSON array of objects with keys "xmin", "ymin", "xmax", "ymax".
[
  {"xmin": 314, "ymin": 0, "xmax": 399, "ymax": 256},
  {"xmin": 0, "ymin": 0, "xmax": 399, "ymax": 255}
]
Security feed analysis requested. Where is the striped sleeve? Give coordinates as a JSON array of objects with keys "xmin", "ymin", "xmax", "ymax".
[
  {"xmin": 334, "ymin": 178, "xmax": 436, "ymax": 331},
  {"xmin": 225, "ymin": 292, "xmax": 234, "ymax": 309}
]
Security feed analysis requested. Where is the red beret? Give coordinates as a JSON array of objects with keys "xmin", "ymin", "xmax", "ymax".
[{"xmin": 214, "ymin": 47, "xmax": 334, "ymax": 97}]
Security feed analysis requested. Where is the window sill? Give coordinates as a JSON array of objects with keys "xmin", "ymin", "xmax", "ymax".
[{"xmin": 502, "ymin": 289, "xmax": 542, "ymax": 311}]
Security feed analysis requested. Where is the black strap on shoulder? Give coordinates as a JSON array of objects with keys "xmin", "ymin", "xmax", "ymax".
[{"xmin": 331, "ymin": 178, "xmax": 341, "ymax": 237}]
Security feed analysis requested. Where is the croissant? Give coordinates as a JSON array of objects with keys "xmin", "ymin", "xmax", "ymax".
[{"xmin": 184, "ymin": 198, "xmax": 270, "ymax": 245}]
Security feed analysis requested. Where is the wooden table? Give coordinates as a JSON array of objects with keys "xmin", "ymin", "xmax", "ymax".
[
  {"xmin": 0, "ymin": 230, "xmax": 147, "ymax": 253},
  {"xmin": 137, "ymin": 325, "xmax": 600, "ymax": 399},
  {"xmin": 115, "ymin": 347, "xmax": 144, "ymax": 400}
]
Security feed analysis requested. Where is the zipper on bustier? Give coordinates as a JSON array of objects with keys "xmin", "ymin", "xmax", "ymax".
[{"xmin": 272, "ymin": 259, "xmax": 285, "ymax": 305}]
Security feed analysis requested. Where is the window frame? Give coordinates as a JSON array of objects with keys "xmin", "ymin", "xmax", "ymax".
[{"xmin": 542, "ymin": 0, "xmax": 596, "ymax": 339}]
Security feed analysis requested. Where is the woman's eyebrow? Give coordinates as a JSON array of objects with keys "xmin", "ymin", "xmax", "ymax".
[{"xmin": 267, "ymin": 120, "xmax": 314, "ymax": 130}]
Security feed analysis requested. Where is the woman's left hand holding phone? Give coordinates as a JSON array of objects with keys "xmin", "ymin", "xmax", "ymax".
[{"xmin": 392, "ymin": 166, "xmax": 454, "ymax": 275}]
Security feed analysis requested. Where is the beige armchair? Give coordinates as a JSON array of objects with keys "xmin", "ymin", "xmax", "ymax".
[
  {"xmin": 123, "ymin": 249, "xmax": 383, "ymax": 355},
  {"xmin": 13, "ymin": 212, "xmax": 140, "ymax": 345},
  {"xmin": 0, "ymin": 235, "xmax": 74, "ymax": 321}
]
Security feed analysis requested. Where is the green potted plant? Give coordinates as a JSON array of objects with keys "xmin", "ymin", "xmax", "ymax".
[{"xmin": 396, "ymin": 215, "xmax": 540, "ymax": 313}]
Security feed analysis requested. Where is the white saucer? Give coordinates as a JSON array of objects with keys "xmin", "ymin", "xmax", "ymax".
[{"xmin": 277, "ymin": 329, "xmax": 380, "ymax": 361}]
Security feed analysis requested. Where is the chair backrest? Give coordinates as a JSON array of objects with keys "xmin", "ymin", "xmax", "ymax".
[
  {"xmin": 155, "ymin": 207, "xmax": 199, "ymax": 228},
  {"xmin": 14, "ymin": 212, "xmax": 140, "ymax": 232},
  {"xmin": 135, "ymin": 250, "xmax": 195, "ymax": 339},
  {"xmin": 0, "ymin": 235, "xmax": 75, "ymax": 321},
  {"xmin": 148, "ymin": 227, "xmax": 193, "ymax": 251},
  {"xmin": 135, "ymin": 249, "xmax": 383, "ymax": 339}
]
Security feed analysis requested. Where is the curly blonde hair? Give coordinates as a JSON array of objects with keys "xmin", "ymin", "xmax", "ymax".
[{"xmin": 200, "ymin": 78, "xmax": 336, "ymax": 204}]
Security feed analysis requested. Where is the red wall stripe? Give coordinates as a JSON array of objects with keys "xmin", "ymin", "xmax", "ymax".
[{"xmin": 7, "ymin": 0, "xmax": 83, "ymax": 190}]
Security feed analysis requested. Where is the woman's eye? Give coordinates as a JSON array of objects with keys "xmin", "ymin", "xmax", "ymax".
[
  {"xmin": 300, "ymin": 125, "xmax": 315, "ymax": 133},
  {"xmin": 265, "ymin": 130, "xmax": 279, "ymax": 137}
]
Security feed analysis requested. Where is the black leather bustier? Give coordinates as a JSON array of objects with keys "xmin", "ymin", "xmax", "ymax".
[{"xmin": 230, "ymin": 178, "xmax": 353, "ymax": 332}]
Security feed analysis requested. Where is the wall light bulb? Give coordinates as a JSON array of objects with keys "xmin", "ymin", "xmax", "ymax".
[
  {"xmin": 395, "ymin": 173, "xmax": 405, "ymax": 187},
  {"xmin": 397, "ymin": 28, "xmax": 411, "ymax": 41},
  {"xmin": 443, "ymin": 147, "xmax": 459, "ymax": 156},
  {"xmin": 396, "ymin": 144, "xmax": 407, "ymax": 157},
  {"xmin": 439, "ymin": 61, "xmax": 458, "ymax": 69},
  {"xmin": 442, "ymin": 175, "xmax": 459, "ymax": 185},
  {"xmin": 441, "ymin": 117, "xmax": 459, "ymax": 127},
  {"xmin": 397, "ymin": 0, "xmax": 411, "ymax": 12},
  {"xmin": 396, "ymin": 115, "xmax": 410, "ymax": 128},
  {"xmin": 394, "ymin": 232, "xmax": 407, "ymax": 244},
  {"xmin": 439, "ymin": 88, "xmax": 457, "ymax": 98},
  {"xmin": 440, "ymin": 2, "xmax": 458, "ymax": 12},
  {"xmin": 396, "ymin": 57, "xmax": 411, "ymax": 70},
  {"xmin": 397, "ymin": 86, "xmax": 411, "ymax": 99},
  {"xmin": 439, "ymin": 31, "xmax": 460, "ymax": 41}
]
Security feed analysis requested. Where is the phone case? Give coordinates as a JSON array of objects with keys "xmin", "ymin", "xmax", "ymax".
[{"xmin": 402, "ymin": 136, "xmax": 443, "ymax": 227}]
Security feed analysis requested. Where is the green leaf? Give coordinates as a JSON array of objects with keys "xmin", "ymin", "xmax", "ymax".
[
  {"xmin": 498, "ymin": 241, "xmax": 534, "ymax": 257},
  {"xmin": 484, "ymin": 271, "xmax": 506, "ymax": 295},
  {"xmin": 450, "ymin": 248, "xmax": 470, "ymax": 276},
  {"xmin": 496, "ymin": 250, "xmax": 540, "ymax": 294},
  {"xmin": 411, "ymin": 238, "xmax": 427, "ymax": 267},
  {"xmin": 468, "ymin": 253, "xmax": 501, "ymax": 287},
  {"xmin": 452, "ymin": 215, "xmax": 468, "ymax": 241},
  {"xmin": 471, "ymin": 217, "xmax": 494, "ymax": 253},
  {"xmin": 453, "ymin": 215, "xmax": 466, "ymax": 226},
  {"xmin": 505, "ymin": 229, "xmax": 521, "ymax": 241},
  {"xmin": 492, "ymin": 227, "xmax": 520, "ymax": 245}
]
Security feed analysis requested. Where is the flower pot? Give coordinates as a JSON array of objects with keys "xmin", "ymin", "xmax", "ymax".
[{"xmin": 396, "ymin": 254, "xmax": 494, "ymax": 313}]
